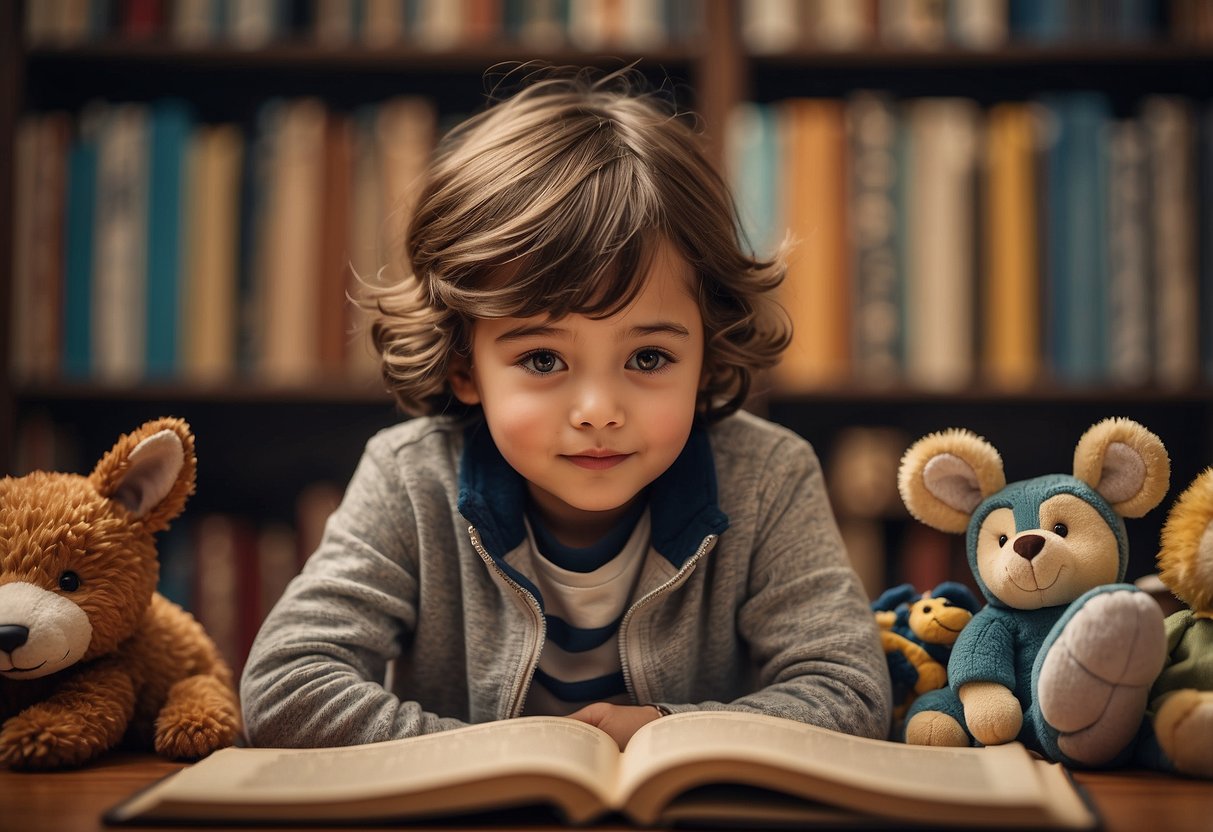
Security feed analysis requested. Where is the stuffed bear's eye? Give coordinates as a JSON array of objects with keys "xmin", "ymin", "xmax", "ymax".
[
  {"xmin": 998, "ymin": 534, "xmax": 1008, "ymax": 547},
  {"xmin": 1053, "ymin": 523, "xmax": 1069, "ymax": 538},
  {"xmin": 58, "ymin": 571, "xmax": 81, "ymax": 592}
]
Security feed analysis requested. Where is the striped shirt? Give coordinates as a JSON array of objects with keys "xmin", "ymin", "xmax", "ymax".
[{"xmin": 509, "ymin": 504, "xmax": 650, "ymax": 715}]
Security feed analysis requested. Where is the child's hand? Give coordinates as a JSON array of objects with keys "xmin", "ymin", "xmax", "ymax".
[{"xmin": 565, "ymin": 703, "xmax": 662, "ymax": 749}]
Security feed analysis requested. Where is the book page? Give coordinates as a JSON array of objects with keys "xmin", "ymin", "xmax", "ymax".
[
  {"xmin": 110, "ymin": 717, "xmax": 620, "ymax": 824},
  {"xmin": 616, "ymin": 712, "xmax": 1091, "ymax": 828}
]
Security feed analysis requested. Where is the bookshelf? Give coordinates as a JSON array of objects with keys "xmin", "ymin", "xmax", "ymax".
[{"xmin": 4, "ymin": 1, "xmax": 1213, "ymax": 665}]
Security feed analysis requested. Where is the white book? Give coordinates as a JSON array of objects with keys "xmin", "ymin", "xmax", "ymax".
[
  {"xmin": 92, "ymin": 103, "xmax": 150, "ymax": 385},
  {"xmin": 413, "ymin": 0, "xmax": 462, "ymax": 49},
  {"xmin": 1143, "ymin": 96, "xmax": 1199, "ymax": 389},
  {"xmin": 904, "ymin": 98, "xmax": 979, "ymax": 391},
  {"xmin": 950, "ymin": 0, "xmax": 1007, "ymax": 48},
  {"xmin": 1105, "ymin": 118, "xmax": 1151, "ymax": 386},
  {"xmin": 741, "ymin": 0, "xmax": 801, "ymax": 53},
  {"xmin": 227, "ymin": 0, "xmax": 278, "ymax": 48},
  {"xmin": 260, "ymin": 98, "xmax": 327, "ymax": 384}
]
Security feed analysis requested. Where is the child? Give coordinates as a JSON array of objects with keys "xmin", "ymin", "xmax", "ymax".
[{"xmin": 240, "ymin": 67, "xmax": 891, "ymax": 750}]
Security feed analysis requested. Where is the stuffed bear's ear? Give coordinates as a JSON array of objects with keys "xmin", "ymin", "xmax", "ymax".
[
  {"xmin": 90, "ymin": 417, "xmax": 197, "ymax": 532},
  {"xmin": 1156, "ymin": 467, "xmax": 1213, "ymax": 613},
  {"xmin": 1072, "ymin": 418, "xmax": 1170, "ymax": 518},
  {"xmin": 898, "ymin": 429, "xmax": 1006, "ymax": 534}
]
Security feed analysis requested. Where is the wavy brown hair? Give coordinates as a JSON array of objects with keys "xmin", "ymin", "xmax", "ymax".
[{"xmin": 365, "ymin": 65, "xmax": 790, "ymax": 422}]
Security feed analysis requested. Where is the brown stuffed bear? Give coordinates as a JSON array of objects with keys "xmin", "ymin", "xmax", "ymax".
[{"xmin": 0, "ymin": 417, "xmax": 240, "ymax": 769}]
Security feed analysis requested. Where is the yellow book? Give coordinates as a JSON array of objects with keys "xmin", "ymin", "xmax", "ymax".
[
  {"xmin": 773, "ymin": 98, "xmax": 851, "ymax": 392},
  {"xmin": 107, "ymin": 711, "xmax": 1097, "ymax": 829},
  {"xmin": 982, "ymin": 103, "xmax": 1040, "ymax": 390},
  {"xmin": 182, "ymin": 123, "xmax": 244, "ymax": 383}
]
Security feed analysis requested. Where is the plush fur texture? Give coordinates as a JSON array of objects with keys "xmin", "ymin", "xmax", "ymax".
[
  {"xmin": 872, "ymin": 582, "xmax": 980, "ymax": 727},
  {"xmin": 1148, "ymin": 468, "xmax": 1213, "ymax": 777},
  {"xmin": 0, "ymin": 418, "xmax": 240, "ymax": 770},
  {"xmin": 899, "ymin": 418, "xmax": 1170, "ymax": 768}
]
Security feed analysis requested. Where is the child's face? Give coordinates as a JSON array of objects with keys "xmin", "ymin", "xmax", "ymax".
[{"xmin": 449, "ymin": 241, "xmax": 705, "ymax": 546}]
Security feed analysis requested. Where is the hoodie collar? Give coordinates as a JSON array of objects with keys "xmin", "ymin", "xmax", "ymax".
[{"xmin": 457, "ymin": 418, "xmax": 729, "ymax": 569}]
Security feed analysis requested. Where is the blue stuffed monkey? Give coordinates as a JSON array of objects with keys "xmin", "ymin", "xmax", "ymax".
[
  {"xmin": 872, "ymin": 581, "xmax": 980, "ymax": 725},
  {"xmin": 898, "ymin": 418, "xmax": 1170, "ymax": 768}
]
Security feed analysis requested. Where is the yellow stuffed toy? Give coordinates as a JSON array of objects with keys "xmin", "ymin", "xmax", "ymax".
[
  {"xmin": 0, "ymin": 418, "xmax": 240, "ymax": 769},
  {"xmin": 1144, "ymin": 468, "xmax": 1213, "ymax": 778}
]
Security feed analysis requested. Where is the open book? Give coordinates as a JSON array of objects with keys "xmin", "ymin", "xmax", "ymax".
[{"xmin": 106, "ymin": 711, "xmax": 1097, "ymax": 829}]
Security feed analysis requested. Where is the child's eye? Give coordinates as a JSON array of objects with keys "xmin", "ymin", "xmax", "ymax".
[
  {"xmin": 627, "ymin": 348, "xmax": 673, "ymax": 373},
  {"xmin": 518, "ymin": 350, "xmax": 566, "ymax": 375}
]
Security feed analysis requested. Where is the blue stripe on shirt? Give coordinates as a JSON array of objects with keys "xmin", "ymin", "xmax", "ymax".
[
  {"xmin": 533, "ymin": 668, "xmax": 628, "ymax": 702},
  {"xmin": 545, "ymin": 613, "xmax": 623, "ymax": 653}
]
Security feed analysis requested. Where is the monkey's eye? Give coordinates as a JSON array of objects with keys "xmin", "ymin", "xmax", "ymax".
[{"xmin": 59, "ymin": 571, "xmax": 81, "ymax": 592}]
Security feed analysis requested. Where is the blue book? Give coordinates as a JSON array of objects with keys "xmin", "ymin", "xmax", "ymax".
[
  {"xmin": 1042, "ymin": 93, "xmax": 1111, "ymax": 385},
  {"xmin": 62, "ymin": 126, "xmax": 99, "ymax": 379},
  {"xmin": 145, "ymin": 99, "xmax": 195, "ymax": 378},
  {"xmin": 1009, "ymin": 0, "xmax": 1068, "ymax": 42},
  {"xmin": 728, "ymin": 102, "xmax": 780, "ymax": 262}
]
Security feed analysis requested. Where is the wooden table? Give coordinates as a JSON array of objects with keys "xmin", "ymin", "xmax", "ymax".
[{"xmin": 0, "ymin": 754, "xmax": 1210, "ymax": 831}]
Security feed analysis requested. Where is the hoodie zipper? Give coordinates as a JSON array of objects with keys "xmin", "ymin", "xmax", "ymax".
[
  {"xmin": 617, "ymin": 533, "xmax": 719, "ymax": 703},
  {"xmin": 468, "ymin": 525, "xmax": 546, "ymax": 718}
]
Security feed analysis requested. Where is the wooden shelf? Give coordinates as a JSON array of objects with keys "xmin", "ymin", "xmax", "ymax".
[{"xmin": 12, "ymin": 379, "xmax": 397, "ymax": 406}]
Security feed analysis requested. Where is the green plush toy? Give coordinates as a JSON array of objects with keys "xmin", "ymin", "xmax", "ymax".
[{"xmin": 1139, "ymin": 468, "xmax": 1213, "ymax": 778}]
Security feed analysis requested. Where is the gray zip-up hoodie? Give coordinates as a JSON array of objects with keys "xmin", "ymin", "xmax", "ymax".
[{"xmin": 240, "ymin": 410, "xmax": 891, "ymax": 747}]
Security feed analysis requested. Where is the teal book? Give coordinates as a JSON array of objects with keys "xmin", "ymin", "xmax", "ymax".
[
  {"xmin": 62, "ymin": 124, "xmax": 100, "ymax": 379},
  {"xmin": 146, "ymin": 99, "xmax": 195, "ymax": 378},
  {"xmin": 726, "ymin": 102, "xmax": 780, "ymax": 262},
  {"xmin": 1042, "ymin": 93, "xmax": 1112, "ymax": 385}
]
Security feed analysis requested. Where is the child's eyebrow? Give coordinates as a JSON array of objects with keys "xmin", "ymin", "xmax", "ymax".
[
  {"xmin": 494, "ymin": 322, "xmax": 691, "ymax": 343},
  {"xmin": 626, "ymin": 322, "xmax": 691, "ymax": 340}
]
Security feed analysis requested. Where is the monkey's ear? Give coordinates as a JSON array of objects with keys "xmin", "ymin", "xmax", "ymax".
[
  {"xmin": 1073, "ymin": 418, "xmax": 1169, "ymax": 518},
  {"xmin": 898, "ymin": 429, "xmax": 1005, "ymax": 534}
]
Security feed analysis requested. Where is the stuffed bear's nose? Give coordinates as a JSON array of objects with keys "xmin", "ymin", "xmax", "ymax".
[
  {"xmin": 1013, "ymin": 534, "xmax": 1046, "ymax": 560},
  {"xmin": 0, "ymin": 624, "xmax": 30, "ymax": 653}
]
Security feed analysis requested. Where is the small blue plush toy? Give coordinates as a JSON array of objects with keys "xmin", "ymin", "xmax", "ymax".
[
  {"xmin": 872, "ymin": 582, "xmax": 980, "ymax": 728},
  {"xmin": 898, "ymin": 418, "xmax": 1170, "ymax": 769}
]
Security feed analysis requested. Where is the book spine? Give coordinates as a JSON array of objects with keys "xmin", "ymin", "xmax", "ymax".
[
  {"xmin": 1105, "ymin": 117, "xmax": 1152, "ymax": 386},
  {"xmin": 62, "ymin": 117, "xmax": 101, "ymax": 379},
  {"xmin": 982, "ymin": 102, "xmax": 1040, "ymax": 389},
  {"xmin": 1144, "ymin": 95, "xmax": 1199, "ymax": 389},
  {"xmin": 145, "ymin": 99, "xmax": 194, "ymax": 378},
  {"xmin": 92, "ymin": 103, "xmax": 150, "ymax": 384},
  {"xmin": 848, "ymin": 92, "xmax": 903, "ymax": 386},
  {"xmin": 773, "ymin": 98, "xmax": 851, "ymax": 392},
  {"xmin": 904, "ymin": 98, "xmax": 979, "ymax": 391}
]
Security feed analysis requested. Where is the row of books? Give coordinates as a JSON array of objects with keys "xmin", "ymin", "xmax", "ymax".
[
  {"xmin": 23, "ymin": 0, "xmax": 703, "ymax": 50},
  {"xmin": 742, "ymin": 0, "xmax": 1189, "ymax": 51},
  {"xmin": 10, "ymin": 95, "xmax": 439, "ymax": 386},
  {"xmin": 728, "ymin": 92, "xmax": 1213, "ymax": 392}
]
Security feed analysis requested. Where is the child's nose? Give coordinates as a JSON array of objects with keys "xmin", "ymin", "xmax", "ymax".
[{"xmin": 569, "ymin": 382, "xmax": 624, "ymax": 429}]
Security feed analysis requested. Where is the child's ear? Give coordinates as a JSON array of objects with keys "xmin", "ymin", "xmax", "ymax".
[{"xmin": 447, "ymin": 355, "xmax": 481, "ymax": 405}]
